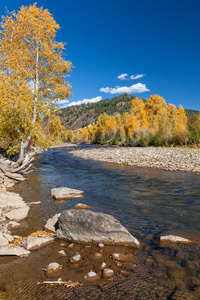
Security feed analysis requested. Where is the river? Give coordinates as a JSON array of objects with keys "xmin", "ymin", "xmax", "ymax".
[{"xmin": 1, "ymin": 145, "xmax": 200, "ymax": 299}]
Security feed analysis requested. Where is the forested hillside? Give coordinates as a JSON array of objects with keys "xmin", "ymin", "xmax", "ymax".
[{"xmin": 59, "ymin": 94, "xmax": 199, "ymax": 131}]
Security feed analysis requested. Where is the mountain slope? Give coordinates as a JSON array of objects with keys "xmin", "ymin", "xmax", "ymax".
[{"xmin": 59, "ymin": 94, "xmax": 199, "ymax": 130}]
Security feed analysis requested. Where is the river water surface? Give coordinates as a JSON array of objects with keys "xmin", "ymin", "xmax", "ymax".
[{"xmin": 1, "ymin": 145, "xmax": 200, "ymax": 299}]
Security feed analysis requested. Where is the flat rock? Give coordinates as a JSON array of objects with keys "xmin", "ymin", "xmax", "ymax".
[
  {"xmin": 0, "ymin": 232, "xmax": 9, "ymax": 246},
  {"xmin": 45, "ymin": 213, "xmax": 61, "ymax": 233},
  {"xmin": 0, "ymin": 245, "xmax": 30, "ymax": 256},
  {"xmin": 7, "ymin": 221, "xmax": 21, "ymax": 230},
  {"xmin": 5, "ymin": 205, "xmax": 30, "ymax": 222},
  {"xmin": 73, "ymin": 203, "xmax": 91, "ymax": 209},
  {"xmin": 3, "ymin": 233, "xmax": 14, "ymax": 243},
  {"xmin": 56, "ymin": 209, "xmax": 139, "ymax": 247},
  {"xmin": 51, "ymin": 187, "xmax": 84, "ymax": 200},
  {"xmin": 0, "ymin": 191, "xmax": 26, "ymax": 212},
  {"xmin": 21, "ymin": 235, "xmax": 54, "ymax": 250},
  {"xmin": 160, "ymin": 235, "xmax": 190, "ymax": 244}
]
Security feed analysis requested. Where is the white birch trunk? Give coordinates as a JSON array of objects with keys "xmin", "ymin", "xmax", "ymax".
[{"xmin": 19, "ymin": 46, "xmax": 39, "ymax": 164}]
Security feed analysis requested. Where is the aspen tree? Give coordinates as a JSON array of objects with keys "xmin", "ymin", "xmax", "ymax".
[{"xmin": 0, "ymin": 4, "xmax": 72, "ymax": 162}]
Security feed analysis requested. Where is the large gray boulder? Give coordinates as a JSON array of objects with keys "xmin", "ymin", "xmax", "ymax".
[
  {"xmin": 56, "ymin": 209, "xmax": 139, "ymax": 247},
  {"xmin": 51, "ymin": 187, "xmax": 84, "ymax": 200}
]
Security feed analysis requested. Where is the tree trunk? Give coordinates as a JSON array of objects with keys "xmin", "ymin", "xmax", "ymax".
[{"xmin": 18, "ymin": 46, "xmax": 39, "ymax": 163}]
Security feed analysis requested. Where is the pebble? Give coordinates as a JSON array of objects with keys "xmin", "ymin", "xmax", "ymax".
[
  {"xmin": 68, "ymin": 243, "xmax": 74, "ymax": 248},
  {"xmin": 114, "ymin": 260, "xmax": 123, "ymax": 267},
  {"xmin": 112, "ymin": 253, "xmax": 131, "ymax": 262},
  {"xmin": 58, "ymin": 250, "xmax": 66, "ymax": 257},
  {"xmin": 89, "ymin": 252, "xmax": 102, "ymax": 260},
  {"xmin": 84, "ymin": 271, "xmax": 99, "ymax": 282},
  {"xmin": 102, "ymin": 268, "xmax": 114, "ymax": 279},
  {"xmin": 70, "ymin": 252, "xmax": 81, "ymax": 263},
  {"xmin": 98, "ymin": 243, "xmax": 104, "ymax": 248},
  {"xmin": 46, "ymin": 262, "xmax": 62, "ymax": 278},
  {"xmin": 101, "ymin": 262, "xmax": 107, "ymax": 269},
  {"xmin": 120, "ymin": 270, "xmax": 130, "ymax": 277}
]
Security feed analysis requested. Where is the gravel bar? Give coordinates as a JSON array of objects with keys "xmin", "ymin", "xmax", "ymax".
[{"xmin": 68, "ymin": 146, "xmax": 200, "ymax": 173}]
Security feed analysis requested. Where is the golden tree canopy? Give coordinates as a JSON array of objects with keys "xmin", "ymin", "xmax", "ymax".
[{"xmin": 0, "ymin": 3, "xmax": 72, "ymax": 160}]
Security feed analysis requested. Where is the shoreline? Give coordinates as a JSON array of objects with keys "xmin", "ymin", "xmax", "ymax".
[{"xmin": 64, "ymin": 145, "xmax": 200, "ymax": 173}]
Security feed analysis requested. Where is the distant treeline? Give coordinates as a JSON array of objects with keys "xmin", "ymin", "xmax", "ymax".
[{"xmin": 62, "ymin": 95, "xmax": 200, "ymax": 146}]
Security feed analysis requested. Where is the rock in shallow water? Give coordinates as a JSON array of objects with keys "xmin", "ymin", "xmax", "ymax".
[
  {"xmin": 45, "ymin": 213, "xmax": 61, "ymax": 233},
  {"xmin": 46, "ymin": 262, "xmax": 62, "ymax": 278},
  {"xmin": 102, "ymin": 268, "xmax": 114, "ymax": 279},
  {"xmin": 21, "ymin": 235, "xmax": 54, "ymax": 250},
  {"xmin": 112, "ymin": 253, "xmax": 132, "ymax": 262},
  {"xmin": 51, "ymin": 187, "xmax": 84, "ymax": 200},
  {"xmin": 160, "ymin": 235, "xmax": 190, "ymax": 244},
  {"xmin": 56, "ymin": 209, "xmax": 139, "ymax": 247},
  {"xmin": 84, "ymin": 271, "xmax": 99, "ymax": 282},
  {"xmin": 0, "ymin": 245, "xmax": 30, "ymax": 256}
]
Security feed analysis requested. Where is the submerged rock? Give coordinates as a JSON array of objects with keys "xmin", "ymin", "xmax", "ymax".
[
  {"xmin": 51, "ymin": 187, "xmax": 84, "ymax": 200},
  {"xmin": 102, "ymin": 268, "xmax": 114, "ymax": 279},
  {"xmin": 73, "ymin": 203, "xmax": 91, "ymax": 209},
  {"xmin": 112, "ymin": 253, "xmax": 132, "ymax": 262},
  {"xmin": 84, "ymin": 271, "xmax": 99, "ymax": 282},
  {"xmin": 21, "ymin": 235, "xmax": 54, "ymax": 250},
  {"xmin": 160, "ymin": 235, "xmax": 190, "ymax": 244},
  {"xmin": 56, "ymin": 209, "xmax": 139, "ymax": 247},
  {"xmin": 7, "ymin": 221, "xmax": 21, "ymax": 230},
  {"xmin": 46, "ymin": 262, "xmax": 62, "ymax": 278},
  {"xmin": 70, "ymin": 252, "xmax": 81, "ymax": 263},
  {"xmin": 89, "ymin": 252, "xmax": 102, "ymax": 260}
]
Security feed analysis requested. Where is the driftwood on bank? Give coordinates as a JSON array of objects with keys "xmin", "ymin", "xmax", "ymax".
[{"xmin": 0, "ymin": 155, "xmax": 34, "ymax": 182}]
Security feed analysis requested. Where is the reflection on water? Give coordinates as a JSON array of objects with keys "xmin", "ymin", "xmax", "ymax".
[
  {"xmin": 1, "ymin": 146, "xmax": 200, "ymax": 299},
  {"xmin": 9, "ymin": 147, "xmax": 200, "ymax": 238}
]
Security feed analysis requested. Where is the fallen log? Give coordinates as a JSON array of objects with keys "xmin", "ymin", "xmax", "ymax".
[{"xmin": 4, "ymin": 171, "xmax": 26, "ymax": 181}]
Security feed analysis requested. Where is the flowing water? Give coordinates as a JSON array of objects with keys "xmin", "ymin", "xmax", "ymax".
[{"xmin": 1, "ymin": 145, "xmax": 200, "ymax": 299}]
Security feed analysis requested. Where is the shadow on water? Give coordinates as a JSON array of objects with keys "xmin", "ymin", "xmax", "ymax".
[{"xmin": 1, "ymin": 145, "xmax": 200, "ymax": 299}]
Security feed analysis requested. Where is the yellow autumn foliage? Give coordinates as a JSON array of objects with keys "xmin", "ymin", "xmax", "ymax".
[
  {"xmin": 65, "ymin": 95, "xmax": 189, "ymax": 146},
  {"xmin": 0, "ymin": 3, "xmax": 72, "ymax": 159}
]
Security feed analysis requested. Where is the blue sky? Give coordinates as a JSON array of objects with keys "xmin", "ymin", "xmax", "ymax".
[{"xmin": 1, "ymin": 0, "xmax": 200, "ymax": 110}]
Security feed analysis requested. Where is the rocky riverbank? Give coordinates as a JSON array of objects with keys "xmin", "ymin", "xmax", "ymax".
[{"xmin": 68, "ymin": 146, "xmax": 200, "ymax": 173}]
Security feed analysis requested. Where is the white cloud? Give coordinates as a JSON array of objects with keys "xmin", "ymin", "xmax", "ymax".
[
  {"xmin": 130, "ymin": 74, "xmax": 145, "ymax": 80},
  {"xmin": 100, "ymin": 83, "xmax": 150, "ymax": 94},
  {"xmin": 60, "ymin": 96, "xmax": 103, "ymax": 108},
  {"xmin": 117, "ymin": 73, "xmax": 129, "ymax": 80}
]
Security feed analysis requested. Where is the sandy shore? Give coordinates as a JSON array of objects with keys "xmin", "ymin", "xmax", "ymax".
[{"xmin": 67, "ymin": 145, "xmax": 200, "ymax": 173}]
